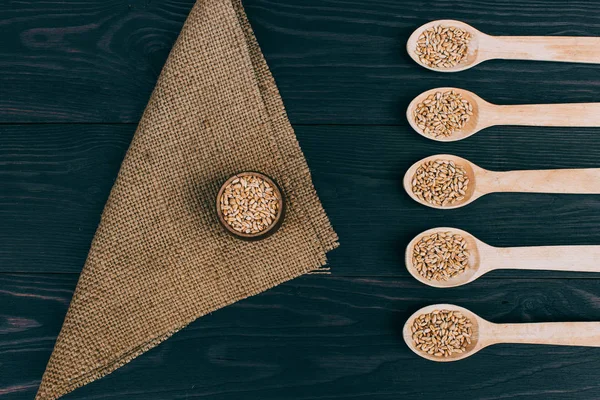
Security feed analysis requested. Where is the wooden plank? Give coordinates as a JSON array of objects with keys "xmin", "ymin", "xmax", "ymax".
[
  {"xmin": 4, "ymin": 0, "xmax": 600, "ymax": 123},
  {"xmin": 4, "ymin": 124, "xmax": 600, "ymax": 277},
  {"xmin": 0, "ymin": 125, "xmax": 130, "ymax": 273},
  {"xmin": 4, "ymin": 273, "xmax": 600, "ymax": 399}
]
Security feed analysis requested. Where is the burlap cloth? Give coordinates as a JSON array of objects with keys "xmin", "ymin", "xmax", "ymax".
[{"xmin": 36, "ymin": 0, "xmax": 338, "ymax": 398}]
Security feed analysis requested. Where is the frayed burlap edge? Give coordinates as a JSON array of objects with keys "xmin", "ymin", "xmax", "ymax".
[{"xmin": 35, "ymin": 0, "xmax": 338, "ymax": 399}]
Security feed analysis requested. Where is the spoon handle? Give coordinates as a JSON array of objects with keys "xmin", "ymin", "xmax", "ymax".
[
  {"xmin": 485, "ymin": 245, "xmax": 600, "ymax": 272},
  {"xmin": 489, "ymin": 322, "xmax": 600, "ymax": 347},
  {"xmin": 481, "ymin": 168, "xmax": 600, "ymax": 194},
  {"xmin": 486, "ymin": 35, "xmax": 600, "ymax": 64},
  {"xmin": 489, "ymin": 103, "xmax": 600, "ymax": 127}
]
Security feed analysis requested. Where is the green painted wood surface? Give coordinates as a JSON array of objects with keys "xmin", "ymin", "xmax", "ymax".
[
  {"xmin": 3, "ymin": 0, "xmax": 600, "ymax": 124},
  {"xmin": 3, "ymin": 0, "xmax": 600, "ymax": 398},
  {"xmin": 4, "ymin": 124, "xmax": 600, "ymax": 278},
  {"xmin": 4, "ymin": 274, "xmax": 600, "ymax": 399}
]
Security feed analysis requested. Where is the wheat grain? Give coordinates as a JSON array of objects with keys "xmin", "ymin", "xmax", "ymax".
[
  {"xmin": 220, "ymin": 174, "xmax": 280, "ymax": 234},
  {"xmin": 411, "ymin": 159, "xmax": 469, "ymax": 207},
  {"xmin": 411, "ymin": 310, "xmax": 473, "ymax": 357},
  {"xmin": 412, "ymin": 232, "xmax": 469, "ymax": 281},
  {"xmin": 414, "ymin": 90, "xmax": 473, "ymax": 138},
  {"xmin": 415, "ymin": 25, "xmax": 471, "ymax": 69}
]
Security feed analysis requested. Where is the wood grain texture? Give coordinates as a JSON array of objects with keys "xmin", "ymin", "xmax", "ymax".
[
  {"xmin": 5, "ymin": 124, "xmax": 600, "ymax": 278},
  {"xmin": 5, "ymin": 1, "xmax": 600, "ymax": 398},
  {"xmin": 5, "ymin": 0, "xmax": 600, "ymax": 123},
  {"xmin": 0, "ymin": 0, "xmax": 193, "ymax": 123},
  {"xmin": 4, "ymin": 273, "xmax": 600, "ymax": 400},
  {"xmin": 0, "ymin": 125, "xmax": 130, "ymax": 273}
]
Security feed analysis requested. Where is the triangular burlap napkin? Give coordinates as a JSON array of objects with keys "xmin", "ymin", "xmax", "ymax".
[{"xmin": 36, "ymin": 0, "xmax": 338, "ymax": 398}]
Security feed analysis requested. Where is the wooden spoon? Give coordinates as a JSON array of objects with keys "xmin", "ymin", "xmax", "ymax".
[
  {"xmin": 403, "ymin": 154, "xmax": 600, "ymax": 209},
  {"xmin": 405, "ymin": 227, "xmax": 600, "ymax": 288},
  {"xmin": 407, "ymin": 87, "xmax": 600, "ymax": 142},
  {"xmin": 403, "ymin": 304, "xmax": 600, "ymax": 362},
  {"xmin": 407, "ymin": 19, "xmax": 600, "ymax": 72}
]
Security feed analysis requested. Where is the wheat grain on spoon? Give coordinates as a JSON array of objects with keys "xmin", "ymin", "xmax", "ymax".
[
  {"xmin": 404, "ymin": 304, "xmax": 600, "ymax": 362},
  {"xmin": 407, "ymin": 87, "xmax": 600, "ymax": 142},
  {"xmin": 407, "ymin": 19, "xmax": 600, "ymax": 73},
  {"xmin": 403, "ymin": 154, "xmax": 600, "ymax": 209},
  {"xmin": 405, "ymin": 227, "xmax": 600, "ymax": 288}
]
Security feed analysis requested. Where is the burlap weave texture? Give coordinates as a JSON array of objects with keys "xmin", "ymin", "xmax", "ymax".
[{"xmin": 36, "ymin": 0, "xmax": 338, "ymax": 398}]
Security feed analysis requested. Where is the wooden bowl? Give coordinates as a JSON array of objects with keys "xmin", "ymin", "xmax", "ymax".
[{"xmin": 216, "ymin": 172, "xmax": 286, "ymax": 241}]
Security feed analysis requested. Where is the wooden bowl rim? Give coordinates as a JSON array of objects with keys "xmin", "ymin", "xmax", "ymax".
[{"xmin": 216, "ymin": 171, "xmax": 286, "ymax": 241}]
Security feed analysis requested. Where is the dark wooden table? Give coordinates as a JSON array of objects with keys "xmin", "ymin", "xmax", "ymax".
[{"xmin": 4, "ymin": 0, "xmax": 600, "ymax": 398}]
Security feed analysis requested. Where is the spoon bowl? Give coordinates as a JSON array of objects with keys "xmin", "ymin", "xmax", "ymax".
[
  {"xmin": 403, "ymin": 304, "xmax": 484, "ymax": 362},
  {"xmin": 405, "ymin": 227, "xmax": 483, "ymax": 288},
  {"xmin": 403, "ymin": 154, "xmax": 480, "ymax": 209},
  {"xmin": 406, "ymin": 20, "xmax": 484, "ymax": 73},
  {"xmin": 406, "ymin": 87, "xmax": 486, "ymax": 142}
]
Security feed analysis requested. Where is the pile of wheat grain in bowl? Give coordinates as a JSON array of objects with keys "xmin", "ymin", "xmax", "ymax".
[
  {"xmin": 411, "ymin": 310, "xmax": 473, "ymax": 357},
  {"xmin": 411, "ymin": 159, "xmax": 469, "ymax": 206},
  {"xmin": 219, "ymin": 174, "xmax": 280, "ymax": 234},
  {"xmin": 414, "ymin": 90, "xmax": 473, "ymax": 138},
  {"xmin": 413, "ymin": 232, "xmax": 469, "ymax": 281},
  {"xmin": 415, "ymin": 25, "xmax": 472, "ymax": 69}
]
